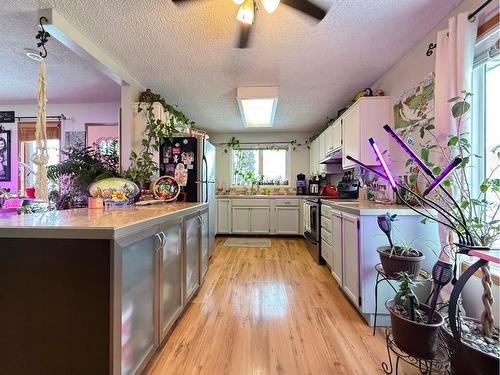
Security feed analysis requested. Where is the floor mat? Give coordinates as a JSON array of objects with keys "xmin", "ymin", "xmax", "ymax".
[{"xmin": 223, "ymin": 237, "xmax": 272, "ymax": 248}]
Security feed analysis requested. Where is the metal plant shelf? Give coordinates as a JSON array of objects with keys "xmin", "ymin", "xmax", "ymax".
[{"xmin": 382, "ymin": 329, "xmax": 451, "ymax": 375}]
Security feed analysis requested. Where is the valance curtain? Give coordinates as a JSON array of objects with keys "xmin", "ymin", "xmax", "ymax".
[{"xmin": 18, "ymin": 122, "xmax": 60, "ymax": 142}]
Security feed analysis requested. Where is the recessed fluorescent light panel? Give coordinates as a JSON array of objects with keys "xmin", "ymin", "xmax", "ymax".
[{"xmin": 237, "ymin": 87, "xmax": 278, "ymax": 128}]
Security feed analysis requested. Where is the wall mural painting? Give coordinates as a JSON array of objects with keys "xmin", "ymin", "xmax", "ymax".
[
  {"xmin": 0, "ymin": 129, "xmax": 11, "ymax": 182},
  {"xmin": 393, "ymin": 72, "xmax": 435, "ymax": 139}
]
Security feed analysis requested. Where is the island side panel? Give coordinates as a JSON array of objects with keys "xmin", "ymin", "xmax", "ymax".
[{"xmin": 0, "ymin": 238, "xmax": 112, "ymax": 375}]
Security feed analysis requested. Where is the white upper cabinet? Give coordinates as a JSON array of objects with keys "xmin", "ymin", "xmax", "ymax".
[
  {"xmin": 341, "ymin": 97, "xmax": 392, "ymax": 169},
  {"xmin": 318, "ymin": 133, "xmax": 326, "ymax": 174},
  {"xmin": 309, "ymin": 139, "xmax": 318, "ymax": 176},
  {"xmin": 324, "ymin": 125, "xmax": 334, "ymax": 155},
  {"xmin": 332, "ymin": 119, "xmax": 342, "ymax": 151}
]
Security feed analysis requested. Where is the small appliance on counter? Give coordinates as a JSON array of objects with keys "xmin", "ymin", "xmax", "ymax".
[
  {"xmin": 337, "ymin": 171, "xmax": 360, "ymax": 199},
  {"xmin": 321, "ymin": 184, "xmax": 338, "ymax": 198},
  {"xmin": 296, "ymin": 173, "xmax": 307, "ymax": 195},
  {"xmin": 308, "ymin": 177, "xmax": 319, "ymax": 195}
]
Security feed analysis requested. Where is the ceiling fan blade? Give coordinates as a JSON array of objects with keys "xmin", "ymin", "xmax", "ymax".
[
  {"xmin": 281, "ymin": 0, "xmax": 327, "ymax": 21},
  {"xmin": 237, "ymin": 23, "xmax": 252, "ymax": 49}
]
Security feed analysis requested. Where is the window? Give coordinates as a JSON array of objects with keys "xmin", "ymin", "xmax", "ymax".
[
  {"xmin": 18, "ymin": 122, "xmax": 61, "ymax": 193},
  {"xmin": 471, "ymin": 28, "xmax": 500, "ymax": 249},
  {"xmin": 231, "ymin": 145, "xmax": 290, "ymax": 186}
]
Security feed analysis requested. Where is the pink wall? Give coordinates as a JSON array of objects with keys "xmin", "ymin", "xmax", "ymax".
[{"xmin": 0, "ymin": 102, "xmax": 120, "ymax": 193}]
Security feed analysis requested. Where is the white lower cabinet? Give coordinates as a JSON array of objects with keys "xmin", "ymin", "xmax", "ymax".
[
  {"xmin": 342, "ymin": 213, "xmax": 360, "ymax": 307},
  {"xmin": 218, "ymin": 198, "xmax": 302, "ymax": 235},
  {"xmin": 331, "ymin": 210, "xmax": 343, "ymax": 284},
  {"xmin": 250, "ymin": 207, "xmax": 270, "ymax": 233},
  {"xmin": 274, "ymin": 206, "xmax": 300, "ymax": 234},
  {"xmin": 217, "ymin": 199, "xmax": 231, "ymax": 234},
  {"xmin": 232, "ymin": 207, "xmax": 251, "ymax": 233}
]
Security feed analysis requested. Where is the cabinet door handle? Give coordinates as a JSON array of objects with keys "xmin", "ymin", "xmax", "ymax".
[{"xmin": 155, "ymin": 233, "xmax": 163, "ymax": 253}]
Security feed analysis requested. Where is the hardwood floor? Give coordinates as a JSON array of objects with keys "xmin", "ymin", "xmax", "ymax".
[{"xmin": 147, "ymin": 237, "xmax": 412, "ymax": 375}]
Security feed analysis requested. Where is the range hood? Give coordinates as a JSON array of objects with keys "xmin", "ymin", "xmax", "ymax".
[{"xmin": 319, "ymin": 147, "xmax": 342, "ymax": 164}]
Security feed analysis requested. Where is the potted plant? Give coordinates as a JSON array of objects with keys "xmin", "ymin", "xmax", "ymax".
[
  {"xmin": 376, "ymin": 213, "xmax": 426, "ymax": 278},
  {"xmin": 47, "ymin": 145, "xmax": 119, "ymax": 209},
  {"xmin": 350, "ymin": 92, "xmax": 499, "ymax": 373},
  {"xmin": 128, "ymin": 92, "xmax": 197, "ymax": 191},
  {"xmin": 88, "ymin": 187, "xmax": 104, "ymax": 209},
  {"xmin": 386, "ymin": 271, "xmax": 444, "ymax": 359}
]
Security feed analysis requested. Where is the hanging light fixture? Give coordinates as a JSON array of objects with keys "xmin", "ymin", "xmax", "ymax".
[
  {"xmin": 233, "ymin": 0, "xmax": 245, "ymax": 5},
  {"xmin": 237, "ymin": 0, "xmax": 255, "ymax": 25},
  {"xmin": 262, "ymin": 0, "xmax": 280, "ymax": 13}
]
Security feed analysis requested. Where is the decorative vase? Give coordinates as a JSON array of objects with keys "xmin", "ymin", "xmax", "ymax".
[{"xmin": 88, "ymin": 197, "xmax": 103, "ymax": 209}]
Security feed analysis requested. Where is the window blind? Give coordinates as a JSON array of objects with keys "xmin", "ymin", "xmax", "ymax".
[{"xmin": 18, "ymin": 122, "xmax": 60, "ymax": 142}]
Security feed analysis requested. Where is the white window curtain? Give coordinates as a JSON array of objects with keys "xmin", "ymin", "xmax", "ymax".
[
  {"xmin": 434, "ymin": 12, "xmax": 478, "ymax": 301},
  {"xmin": 435, "ymin": 12, "xmax": 478, "ymax": 138}
]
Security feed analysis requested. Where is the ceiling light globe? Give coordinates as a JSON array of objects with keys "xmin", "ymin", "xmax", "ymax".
[
  {"xmin": 262, "ymin": 0, "xmax": 280, "ymax": 14},
  {"xmin": 233, "ymin": 0, "xmax": 245, "ymax": 5}
]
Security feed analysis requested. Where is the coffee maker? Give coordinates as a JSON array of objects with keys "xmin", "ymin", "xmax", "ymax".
[
  {"xmin": 308, "ymin": 177, "xmax": 320, "ymax": 195},
  {"xmin": 296, "ymin": 173, "xmax": 307, "ymax": 195}
]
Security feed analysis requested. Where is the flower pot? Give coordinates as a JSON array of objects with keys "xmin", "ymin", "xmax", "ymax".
[
  {"xmin": 386, "ymin": 299, "xmax": 444, "ymax": 360},
  {"xmin": 442, "ymin": 317, "xmax": 499, "ymax": 375},
  {"xmin": 88, "ymin": 197, "xmax": 103, "ymax": 209},
  {"xmin": 377, "ymin": 246, "xmax": 425, "ymax": 279}
]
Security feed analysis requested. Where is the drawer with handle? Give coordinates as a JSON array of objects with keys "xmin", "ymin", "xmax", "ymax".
[
  {"xmin": 275, "ymin": 199, "xmax": 299, "ymax": 207},
  {"xmin": 321, "ymin": 228, "xmax": 332, "ymax": 246},
  {"xmin": 321, "ymin": 215, "xmax": 332, "ymax": 230}
]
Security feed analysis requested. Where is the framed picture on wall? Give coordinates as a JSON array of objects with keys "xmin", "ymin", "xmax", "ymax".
[
  {"xmin": 85, "ymin": 123, "xmax": 119, "ymax": 156},
  {"xmin": 64, "ymin": 131, "xmax": 86, "ymax": 150},
  {"xmin": 0, "ymin": 129, "xmax": 11, "ymax": 182}
]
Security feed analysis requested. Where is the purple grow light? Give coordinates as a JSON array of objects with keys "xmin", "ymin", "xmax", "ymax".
[
  {"xmin": 423, "ymin": 157, "xmax": 463, "ymax": 196},
  {"xmin": 383, "ymin": 124, "xmax": 435, "ymax": 178},
  {"xmin": 368, "ymin": 137, "xmax": 397, "ymax": 191}
]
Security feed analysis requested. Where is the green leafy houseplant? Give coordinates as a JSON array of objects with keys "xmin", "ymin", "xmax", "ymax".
[
  {"xmin": 386, "ymin": 271, "xmax": 444, "ymax": 360},
  {"xmin": 402, "ymin": 91, "xmax": 499, "ymax": 248},
  {"xmin": 127, "ymin": 92, "xmax": 197, "ymax": 185},
  {"xmin": 47, "ymin": 145, "xmax": 120, "ymax": 209}
]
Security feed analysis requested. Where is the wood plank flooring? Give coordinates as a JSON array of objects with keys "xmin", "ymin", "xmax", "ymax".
[{"xmin": 147, "ymin": 237, "xmax": 413, "ymax": 375}]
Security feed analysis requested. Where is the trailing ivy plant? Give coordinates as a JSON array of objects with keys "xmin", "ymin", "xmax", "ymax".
[{"xmin": 127, "ymin": 93, "xmax": 197, "ymax": 184}]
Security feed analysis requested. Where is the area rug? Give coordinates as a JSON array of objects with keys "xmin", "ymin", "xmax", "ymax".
[{"xmin": 223, "ymin": 237, "xmax": 272, "ymax": 248}]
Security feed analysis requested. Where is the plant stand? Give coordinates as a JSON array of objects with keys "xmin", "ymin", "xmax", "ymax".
[
  {"xmin": 382, "ymin": 329, "xmax": 451, "ymax": 375},
  {"xmin": 373, "ymin": 263, "xmax": 432, "ymax": 335}
]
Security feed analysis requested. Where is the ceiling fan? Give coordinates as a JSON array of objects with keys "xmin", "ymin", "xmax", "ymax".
[{"xmin": 172, "ymin": 0, "xmax": 328, "ymax": 48}]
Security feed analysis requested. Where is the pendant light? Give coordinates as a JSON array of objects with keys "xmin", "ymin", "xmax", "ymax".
[{"xmin": 262, "ymin": 0, "xmax": 280, "ymax": 13}]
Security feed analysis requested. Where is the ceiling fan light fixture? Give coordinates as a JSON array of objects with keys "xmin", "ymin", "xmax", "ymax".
[
  {"xmin": 262, "ymin": 0, "xmax": 280, "ymax": 14},
  {"xmin": 236, "ymin": 0, "xmax": 255, "ymax": 25},
  {"xmin": 233, "ymin": 0, "xmax": 245, "ymax": 5}
]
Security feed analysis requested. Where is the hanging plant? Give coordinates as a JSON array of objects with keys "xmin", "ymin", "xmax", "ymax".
[
  {"xmin": 223, "ymin": 137, "xmax": 241, "ymax": 153},
  {"xmin": 127, "ymin": 92, "xmax": 197, "ymax": 184}
]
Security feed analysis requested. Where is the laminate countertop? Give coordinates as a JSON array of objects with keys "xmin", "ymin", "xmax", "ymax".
[
  {"xmin": 0, "ymin": 202, "xmax": 207, "ymax": 240},
  {"xmin": 320, "ymin": 199, "xmax": 437, "ymax": 216}
]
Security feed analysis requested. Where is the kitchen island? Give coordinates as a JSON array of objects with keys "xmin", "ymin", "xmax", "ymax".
[{"xmin": 0, "ymin": 202, "xmax": 209, "ymax": 375}]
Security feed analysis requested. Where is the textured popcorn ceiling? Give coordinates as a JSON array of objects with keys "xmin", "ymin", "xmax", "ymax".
[
  {"xmin": 0, "ymin": 7, "xmax": 120, "ymax": 104},
  {"xmin": 1, "ymin": 0, "xmax": 460, "ymax": 130}
]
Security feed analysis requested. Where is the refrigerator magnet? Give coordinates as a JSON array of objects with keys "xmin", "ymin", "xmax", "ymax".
[
  {"xmin": 181, "ymin": 152, "xmax": 194, "ymax": 165},
  {"xmin": 175, "ymin": 164, "xmax": 188, "ymax": 186}
]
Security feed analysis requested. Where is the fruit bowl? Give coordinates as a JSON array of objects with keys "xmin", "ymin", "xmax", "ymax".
[{"xmin": 150, "ymin": 176, "xmax": 180, "ymax": 202}]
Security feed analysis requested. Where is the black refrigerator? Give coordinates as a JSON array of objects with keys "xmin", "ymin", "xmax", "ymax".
[{"xmin": 159, "ymin": 136, "xmax": 216, "ymax": 254}]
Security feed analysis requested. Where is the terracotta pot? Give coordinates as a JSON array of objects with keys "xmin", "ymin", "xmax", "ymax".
[
  {"xmin": 88, "ymin": 197, "xmax": 103, "ymax": 209},
  {"xmin": 442, "ymin": 317, "xmax": 499, "ymax": 375},
  {"xmin": 377, "ymin": 246, "xmax": 425, "ymax": 279},
  {"xmin": 386, "ymin": 299, "xmax": 443, "ymax": 360}
]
